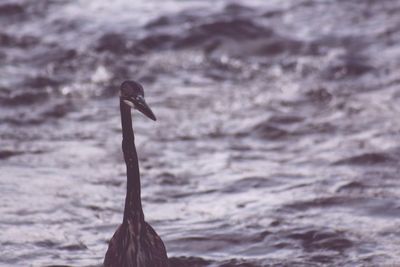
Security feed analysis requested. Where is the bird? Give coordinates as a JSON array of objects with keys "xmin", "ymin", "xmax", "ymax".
[{"xmin": 103, "ymin": 80, "xmax": 169, "ymax": 267}]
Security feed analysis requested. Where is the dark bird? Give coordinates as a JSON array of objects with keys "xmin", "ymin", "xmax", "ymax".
[{"xmin": 104, "ymin": 81, "xmax": 168, "ymax": 267}]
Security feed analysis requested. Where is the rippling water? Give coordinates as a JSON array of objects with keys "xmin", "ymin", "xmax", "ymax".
[{"xmin": 1, "ymin": 0, "xmax": 400, "ymax": 266}]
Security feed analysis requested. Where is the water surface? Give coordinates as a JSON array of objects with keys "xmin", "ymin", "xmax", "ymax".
[{"xmin": 1, "ymin": 0, "xmax": 400, "ymax": 266}]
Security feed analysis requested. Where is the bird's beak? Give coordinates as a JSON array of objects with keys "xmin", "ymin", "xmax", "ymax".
[{"xmin": 127, "ymin": 96, "xmax": 157, "ymax": 121}]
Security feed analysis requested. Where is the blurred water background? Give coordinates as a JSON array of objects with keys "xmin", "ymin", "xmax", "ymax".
[{"xmin": 1, "ymin": 0, "xmax": 400, "ymax": 266}]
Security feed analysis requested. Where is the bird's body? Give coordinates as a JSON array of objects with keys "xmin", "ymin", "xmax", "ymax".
[
  {"xmin": 104, "ymin": 220, "xmax": 168, "ymax": 267},
  {"xmin": 104, "ymin": 81, "xmax": 168, "ymax": 267}
]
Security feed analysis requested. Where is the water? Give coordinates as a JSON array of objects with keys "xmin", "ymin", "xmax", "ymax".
[{"xmin": 1, "ymin": 0, "xmax": 400, "ymax": 266}]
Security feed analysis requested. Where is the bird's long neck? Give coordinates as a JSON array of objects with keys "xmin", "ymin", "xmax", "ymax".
[{"xmin": 120, "ymin": 99, "xmax": 144, "ymax": 223}]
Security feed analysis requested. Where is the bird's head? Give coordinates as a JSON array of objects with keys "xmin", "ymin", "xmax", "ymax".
[{"xmin": 120, "ymin": 80, "xmax": 157, "ymax": 121}]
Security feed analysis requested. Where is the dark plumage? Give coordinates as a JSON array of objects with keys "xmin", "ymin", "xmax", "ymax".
[{"xmin": 104, "ymin": 81, "xmax": 168, "ymax": 267}]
